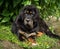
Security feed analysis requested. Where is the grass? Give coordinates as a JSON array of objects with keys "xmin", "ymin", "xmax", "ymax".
[{"xmin": 0, "ymin": 25, "xmax": 60, "ymax": 49}]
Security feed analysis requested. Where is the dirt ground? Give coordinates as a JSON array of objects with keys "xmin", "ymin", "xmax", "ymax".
[
  {"xmin": 0, "ymin": 40, "xmax": 24, "ymax": 49},
  {"xmin": 45, "ymin": 17, "xmax": 60, "ymax": 36},
  {"xmin": 0, "ymin": 40, "xmax": 60, "ymax": 49}
]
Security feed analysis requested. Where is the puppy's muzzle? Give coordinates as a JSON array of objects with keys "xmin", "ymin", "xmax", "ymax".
[
  {"xmin": 24, "ymin": 17, "xmax": 33, "ymax": 28},
  {"xmin": 26, "ymin": 19, "xmax": 30, "ymax": 22}
]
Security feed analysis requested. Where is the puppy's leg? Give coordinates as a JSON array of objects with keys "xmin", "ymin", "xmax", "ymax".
[
  {"xmin": 28, "ymin": 37, "xmax": 38, "ymax": 46},
  {"xmin": 18, "ymin": 30, "xmax": 31, "ymax": 39},
  {"xmin": 28, "ymin": 33, "xmax": 36, "ymax": 37},
  {"xmin": 18, "ymin": 30, "xmax": 37, "ymax": 38},
  {"xmin": 18, "ymin": 30, "xmax": 26, "ymax": 41}
]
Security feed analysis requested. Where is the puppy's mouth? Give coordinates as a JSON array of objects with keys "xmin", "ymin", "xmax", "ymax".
[
  {"xmin": 24, "ymin": 19, "xmax": 33, "ymax": 29},
  {"xmin": 26, "ymin": 24, "xmax": 32, "ymax": 28}
]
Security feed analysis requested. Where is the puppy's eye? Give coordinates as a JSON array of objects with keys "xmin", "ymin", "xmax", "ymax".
[
  {"xmin": 30, "ymin": 11, "xmax": 32, "ymax": 14},
  {"xmin": 31, "ymin": 14, "xmax": 33, "ymax": 16},
  {"xmin": 32, "ymin": 11, "xmax": 35, "ymax": 14},
  {"xmin": 25, "ymin": 14, "xmax": 27, "ymax": 16}
]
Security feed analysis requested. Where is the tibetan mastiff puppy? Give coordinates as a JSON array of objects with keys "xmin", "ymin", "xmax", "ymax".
[{"xmin": 11, "ymin": 5, "xmax": 60, "ymax": 45}]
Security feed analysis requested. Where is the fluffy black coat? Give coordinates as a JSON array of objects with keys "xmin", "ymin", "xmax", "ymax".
[{"xmin": 11, "ymin": 5, "xmax": 60, "ymax": 41}]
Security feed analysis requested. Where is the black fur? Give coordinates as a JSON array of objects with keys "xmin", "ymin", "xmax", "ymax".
[{"xmin": 11, "ymin": 5, "xmax": 60, "ymax": 41}]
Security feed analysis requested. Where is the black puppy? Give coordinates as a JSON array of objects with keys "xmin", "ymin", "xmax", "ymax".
[{"xmin": 11, "ymin": 5, "xmax": 60, "ymax": 45}]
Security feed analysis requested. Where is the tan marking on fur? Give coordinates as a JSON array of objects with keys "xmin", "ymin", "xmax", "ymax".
[{"xmin": 37, "ymin": 32, "xmax": 43, "ymax": 37}]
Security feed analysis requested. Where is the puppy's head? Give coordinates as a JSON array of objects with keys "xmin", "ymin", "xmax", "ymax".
[
  {"xmin": 20, "ymin": 5, "xmax": 39, "ymax": 29},
  {"xmin": 23, "ymin": 5, "xmax": 38, "ymax": 29}
]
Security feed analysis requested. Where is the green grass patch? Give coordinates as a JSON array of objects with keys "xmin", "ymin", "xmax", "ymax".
[{"xmin": 0, "ymin": 25, "xmax": 59, "ymax": 49}]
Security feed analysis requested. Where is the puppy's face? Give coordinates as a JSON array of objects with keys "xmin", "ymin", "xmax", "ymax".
[{"xmin": 23, "ymin": 9, "xmax": 36, "ymax": 29}]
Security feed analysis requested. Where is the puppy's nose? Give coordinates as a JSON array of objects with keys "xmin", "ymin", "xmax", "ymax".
[{"xmin": 26, "ymin": 19, "xmax": 30, "ymax": 22}]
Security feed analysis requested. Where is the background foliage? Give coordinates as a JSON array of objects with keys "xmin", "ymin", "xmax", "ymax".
[
  {"xmin": 0, "ymin": 0, "xmax": 60, "ymax": 49},
  {"xmin": 0, "ymin": 0, "xmax": 60, "ymax": 25}
]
